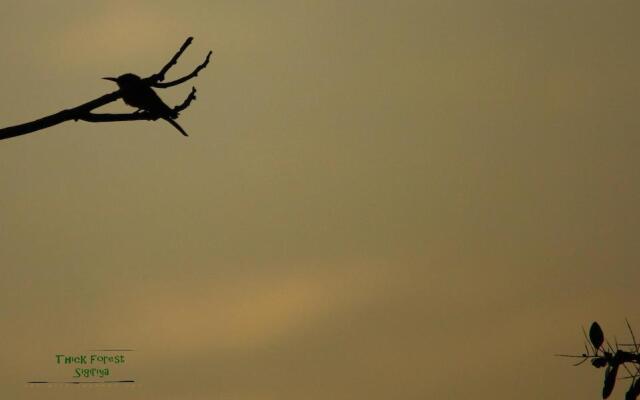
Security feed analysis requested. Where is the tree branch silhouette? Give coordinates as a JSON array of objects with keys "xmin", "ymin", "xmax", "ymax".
[
  {"xmin": 0, "ymin": 37, "xmax": 211, "ymax": 141},
  {"xmin": 173, "ymin": 87, "xmax": 198, "ymax": 113},
  {"xmin": 148, "ymin": 36, "xmax": 195, "ymax": 83},
  {"xmin": 150, "ymin": 52, "xmax": 212, "ymax": 88}
]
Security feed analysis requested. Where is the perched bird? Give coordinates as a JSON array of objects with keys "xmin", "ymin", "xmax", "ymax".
[{"xmin": 103, "ymin": 73, "xmax": 188, "ymax": 136}]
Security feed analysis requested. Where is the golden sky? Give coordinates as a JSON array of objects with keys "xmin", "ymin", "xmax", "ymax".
[{"xmin": 1, "ymin": 1, "xmax": 640, "ymax": 399}]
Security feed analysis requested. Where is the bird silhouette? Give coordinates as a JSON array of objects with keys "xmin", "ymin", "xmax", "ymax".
[{"xmin": 103, "ymin": 73, "xmax": 188, "ymax": 136}]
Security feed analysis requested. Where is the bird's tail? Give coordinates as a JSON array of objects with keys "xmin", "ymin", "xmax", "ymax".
[{"xmin": 162, "ymin": 117, "xmax": 188, "ymax": 137}]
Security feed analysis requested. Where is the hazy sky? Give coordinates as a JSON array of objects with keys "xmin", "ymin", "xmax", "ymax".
[{"xmin": 1, "ymin": 1, "xmax": 640, "ymax": 399}]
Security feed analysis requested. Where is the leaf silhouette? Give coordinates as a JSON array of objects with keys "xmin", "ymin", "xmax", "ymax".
[
  {"xmin": 603, "ymin": 362, "xmax": 619, "ymax": 399},
  {"xmin": 590, "ymin": 322, "xmax": 605, "ymax": 350},
  {"xmin": 591, "ymin": 357, "xmax": 607, "ymax": 368},
  {"xmin": 626, "ymin": 379, "xmax": 640, "ymax": 400}
]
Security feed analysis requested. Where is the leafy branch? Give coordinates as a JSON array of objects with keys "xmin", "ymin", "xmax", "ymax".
[{"xmin": 557, "ymin": 320, "xmax": 640, "ymax": 399}]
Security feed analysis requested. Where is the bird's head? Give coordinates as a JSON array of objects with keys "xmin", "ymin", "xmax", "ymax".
[{"xmin": 102, "ymin": 73, "xmax": 142, "ymax": 89}]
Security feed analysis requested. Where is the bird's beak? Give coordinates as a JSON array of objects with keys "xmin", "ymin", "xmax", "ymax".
[{"xmin": 102, "ymin": 77, "xmax": 117, "ymax": 82}]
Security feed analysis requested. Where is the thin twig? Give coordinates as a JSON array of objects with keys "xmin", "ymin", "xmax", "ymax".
[
  {"xmin": 555, "ymin": 354, "xmax": 597, "ymax": 358},
  {"xmin": 147, "ymin": 37, "xmax": 194, "ymax": 83},
  {"xmin": 152, "ymin": 51, "xmax": 212, "ymax": 88},
  {"xmin": 173, "ymin": 87, "xmax": 197, "ymax": 114},
  {"xmin": 627, "ymin": 318, "xmax": 639, "ymax": 353}
]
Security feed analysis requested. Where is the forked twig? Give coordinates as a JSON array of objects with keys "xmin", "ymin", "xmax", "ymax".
[
  {"xmin": 152, "ymin": 51, "xmax": 213, "ymax": 88},
  {"xmin": 173, "ymin": 87, "xmax": 197, "ymax": 114}
]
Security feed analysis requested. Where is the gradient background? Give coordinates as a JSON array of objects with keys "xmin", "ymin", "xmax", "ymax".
[{"xmin": 1, "ymin": 1, "xmax": 640, "ymax": 399}]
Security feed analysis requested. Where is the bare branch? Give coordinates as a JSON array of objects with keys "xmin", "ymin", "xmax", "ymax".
[
  {"xmin": 0, "ymin": 91, "xmax": 121, "ymax": 141},
  {"xmin": 77, "ymin": 112, "xmax": 158, "ymax": 123},
  {"xmin": 152, "ymin": 51, "xmax": 212, "ymax": 88},
  {"xmin": 146, "ymin": 37, "xmax": 194, "ymax": 83},
  {"xmin": 0, "ymin": 37, "xmax": 211, "ymax": 141}
]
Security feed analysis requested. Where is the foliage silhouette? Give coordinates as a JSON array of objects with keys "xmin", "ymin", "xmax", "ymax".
[
  {"xmin": 591, "ymin": 322, "xmax": 605, "ymax": 350},
  {"xmin": 559, "ymin": 321, "xmax": 640, "ymax": 399},
  {"xmin": 0, "ymin": 37, "xmax": 212, "ymax": 141}
]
